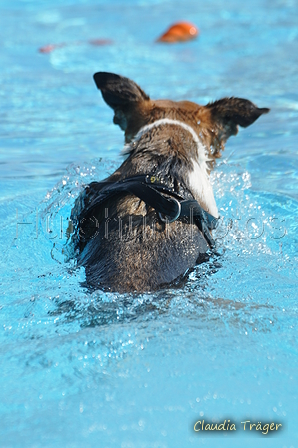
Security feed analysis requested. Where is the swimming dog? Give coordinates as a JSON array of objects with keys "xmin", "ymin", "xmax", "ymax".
[{"xmin": 71, "ymin": 72, "xmax": 269, "ymax": 293}]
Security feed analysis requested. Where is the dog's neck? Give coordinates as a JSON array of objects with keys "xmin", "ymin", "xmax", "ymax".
[
  {"xmin": 134, "ymin": 118, "xmax": 205, "ymax": 150},
  {"xmin": 124, "ymin": 118, "xmax": 219, "ymax": 218}
]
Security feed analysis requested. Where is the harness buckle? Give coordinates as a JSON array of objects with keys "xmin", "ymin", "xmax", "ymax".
[{"xmin": 158, "ymin": 197, "xmax": 181, "ymax": 223}]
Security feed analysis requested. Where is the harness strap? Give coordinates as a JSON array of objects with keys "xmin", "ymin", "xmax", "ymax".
[{"xmin": 79, "ymin": 175, "xmax": 219, "ymax": 247}]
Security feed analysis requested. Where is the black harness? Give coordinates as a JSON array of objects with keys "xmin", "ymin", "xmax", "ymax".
[{"xmin": 78, "ymin": 174, "xmax": 219, "ymax": 247}]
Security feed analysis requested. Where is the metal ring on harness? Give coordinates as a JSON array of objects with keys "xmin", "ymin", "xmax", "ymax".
[{"xmin": 158, "ymin": 197, "xmax": 181, "ymax": 223}]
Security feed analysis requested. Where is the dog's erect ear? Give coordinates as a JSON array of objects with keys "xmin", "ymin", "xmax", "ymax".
[
  {"xmin": 93, "ymin": 72, "xmax": 149, "ymax": 109},
  {"xmin": 93, "ymin": 72, "xmax": 150, "ymax": 135},
  {"xmin": 206, "ymin": 97, "xmax": 270, "ymax": 142}
]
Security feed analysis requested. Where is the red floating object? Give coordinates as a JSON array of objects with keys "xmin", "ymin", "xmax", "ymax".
[
  {"xmin": 89, "ymin": 38, "xmax": 113, "ymax": 46},
  {"xmin": 39, "ymin": 39, "xmax": 113, "ymax": 54},
  {"xmin": 157, "ymin": 21, "xmax": 199, "ymax": 43},
  {"xmin": 38, "ymin": 43, "xmax": 66, "ymax": 54}
]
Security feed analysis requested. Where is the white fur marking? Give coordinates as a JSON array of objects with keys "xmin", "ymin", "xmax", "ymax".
[
  {"xmin": 188, "ymin": 157, "xmax": 219, "ymax": 218},
  {"xmin": 123, "ymin": 118, "xmax": 219, "ymax": 217}
]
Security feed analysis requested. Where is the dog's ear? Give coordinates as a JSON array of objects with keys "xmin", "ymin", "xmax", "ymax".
[
  {"xmin": 93, "ymin": 72, "xmax": 149, "ymax": 107},
  {"xmin": 93, "ymin": 72, "xmax": 150, "ymax": 134},
  {"xmin": 206, "ymin": 97, "xmax": 269, "ymax": 142}
]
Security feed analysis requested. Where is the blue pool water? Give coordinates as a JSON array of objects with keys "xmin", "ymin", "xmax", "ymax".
[{"xmin": 1, "ymin": 0, "xmax": 298, "ymax": 446}]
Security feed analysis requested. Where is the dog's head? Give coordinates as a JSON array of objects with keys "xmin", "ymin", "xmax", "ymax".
[
  {"xmin": 93, "ymin": 72, "xmax": 269, "ymax": 217},
  {"xmin": 93, "ymin": 72, "xmax": 269, "ymax": 161}
]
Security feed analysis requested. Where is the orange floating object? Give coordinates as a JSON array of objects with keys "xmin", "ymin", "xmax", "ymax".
[{"xmin": 157, "ymin": 21, "xmax": 199, "ymax": 43}]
